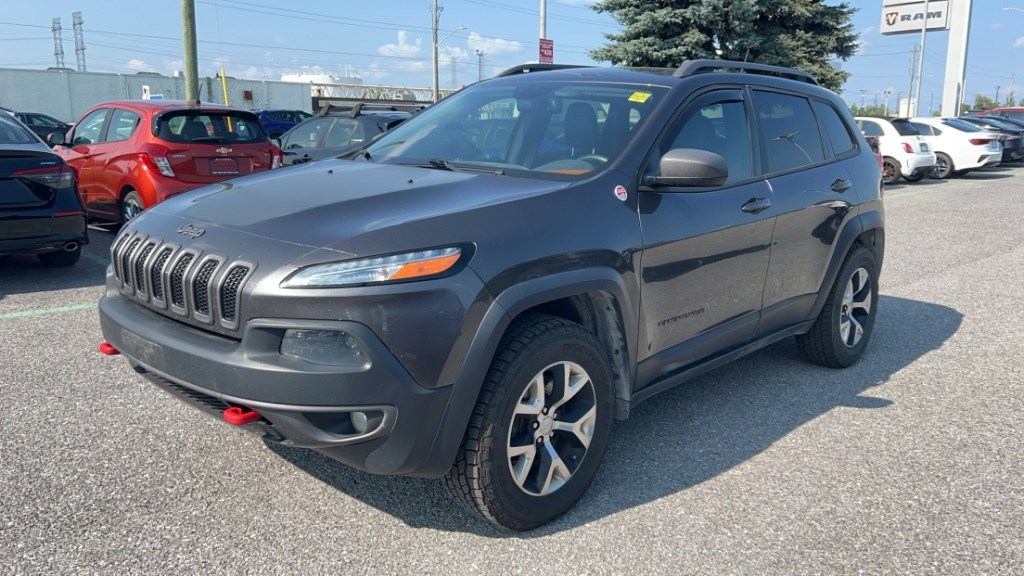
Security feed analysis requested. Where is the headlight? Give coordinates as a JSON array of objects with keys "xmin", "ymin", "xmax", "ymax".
[{"xmin": 281, "ymin": 246, "xmax": 463, "ymax": 288}]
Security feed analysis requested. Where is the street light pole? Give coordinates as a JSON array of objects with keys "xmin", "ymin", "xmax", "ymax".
[
  {"xmin": 913, "ymin": 0, "xmax": 929, "ymax": 115},
  {"xmin": 181, "ymin": 0, "xmax": 199, "ymax": 104},
  {"xmin": 476, "ymin": 49, "xmax": 484, "ymax": 82},
  {"xmin": 432, "ymin": 0, "xmax": 441, "ymax": 104}
]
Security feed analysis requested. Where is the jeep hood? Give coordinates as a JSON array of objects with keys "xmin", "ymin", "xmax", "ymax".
[{"xmin": 149, "ymin": 159, "xmax": 569, "ymax": 251}]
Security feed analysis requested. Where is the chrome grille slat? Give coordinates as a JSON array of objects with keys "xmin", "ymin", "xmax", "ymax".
[
  {"xmin": 120, "ymin": 238, "xmax": 142, "ymax": 289},
  {"xmin": 115, "ymin": 234, "xmax": 253, "ymax": 334},
  {"xmin": 192, "ymin": 260, "xmax": 219, "ymax": 317},
  {"xmin": 132, "ymin": 242, "xmax": 156, "ymax": 296},
  {"xmin": 149, "ymin": 246, "xmax": 174, "ymax": 303},
  {"xmin": 169, "ymin": 253, "xmax": 195, "ymax": 310}
]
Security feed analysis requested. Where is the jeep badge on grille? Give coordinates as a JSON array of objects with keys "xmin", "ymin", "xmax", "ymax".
[{"xmin": 177, "ymin": 224, "xmax": 206, "ymax": 239}]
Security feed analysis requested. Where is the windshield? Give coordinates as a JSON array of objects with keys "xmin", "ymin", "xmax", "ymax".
[
  {"xmin": 364, "ymin": 80, "xmax": 668, "ymax": 179},
  {"xmin": 156, "ymin": 110, "xmax": 266, "ymax": 144},
  {"xmin": 0, "ymin": 114, "xmax": 37, "ymax": 144}
]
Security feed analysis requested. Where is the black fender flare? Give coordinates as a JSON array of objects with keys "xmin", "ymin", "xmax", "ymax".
[
  {"xmin": 414, "ymin": 267, "xmax": 638, "ymax": 477},
  {"xmin": 809, "ymin": 209, "xmax": 885, "ymax": 320}
]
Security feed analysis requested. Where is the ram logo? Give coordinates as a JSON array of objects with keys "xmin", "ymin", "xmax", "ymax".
[{"xmin": 885, "ymin": 12, "xmax": 898, "ymax": 26}]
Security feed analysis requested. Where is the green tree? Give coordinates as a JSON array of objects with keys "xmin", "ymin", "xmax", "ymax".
[
  {"xmin": 973, "ymin": 94, "xmax": 997, "ymax": 111},
  {"xmin": 589, "ymin": 0, "xmax": 859, "ymax": 92},
  {"xmin": 1005, "ymin": 92, "xmax": 1016, "ymax": 107},
  {"xmin": 849, "ymin": 103, "xmax": 887, "ymax": 118}
]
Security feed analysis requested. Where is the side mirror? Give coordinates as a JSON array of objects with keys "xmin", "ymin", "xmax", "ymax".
[
  {"xmin": 645, "ymin": 148, "xmax": 728, "ymax": 188},
  {"xmin": 48, "ymin": 131, "xmax": 66, "ymax": 146},
  {"xmin": 271, "ymin": 137, "xmax": 281, "ymax": 148}
]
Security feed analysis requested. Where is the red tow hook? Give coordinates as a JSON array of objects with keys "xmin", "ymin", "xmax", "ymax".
[
  {"xmin": 223, "ymin": 406, "xmax": 261, "ymax": 426},
  {"xmin": 98, "ymin": 342, "xmax": 120, "ymax": 355}
]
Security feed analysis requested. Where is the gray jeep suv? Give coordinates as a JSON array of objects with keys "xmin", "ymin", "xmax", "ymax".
[{"xmin": 98, "ymin": 61, "xmax": 884, "ymax": 530}]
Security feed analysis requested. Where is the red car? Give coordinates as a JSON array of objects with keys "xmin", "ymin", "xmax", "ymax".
[{"xmin": 52, "ymin": 100, "xmax": 282, "ymax": 224}]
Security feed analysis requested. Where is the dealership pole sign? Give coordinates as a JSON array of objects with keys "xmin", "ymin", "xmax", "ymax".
[
  {"xmin": 881, "ymin": 0, "xmax": 950, "ymax": 34},
  {"xmin": 539, "ymin": 38, "xmax": 554, "ymax": 64}
]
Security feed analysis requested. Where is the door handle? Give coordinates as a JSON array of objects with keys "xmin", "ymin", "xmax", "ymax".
[
  {"xmin": 831, "ymin": 178, "xmax": 853, "ymax": 193},
  {"xmin": 741, "ymin": 197, "xmax": 772, "ymax": 214}
]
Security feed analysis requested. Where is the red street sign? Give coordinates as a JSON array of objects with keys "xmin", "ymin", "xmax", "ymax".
[{"xmin": 539, "ymin": 38, "xmax": 554, "ymax": 64}]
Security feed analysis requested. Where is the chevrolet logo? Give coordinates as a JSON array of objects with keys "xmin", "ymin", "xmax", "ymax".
[
  {"xmin": 216, "ymin": 147, "xmax": 233, "ymax": 154},
  {"xmin": 177, "ymin": 224, "xmax": 205, "ymax": 239}
]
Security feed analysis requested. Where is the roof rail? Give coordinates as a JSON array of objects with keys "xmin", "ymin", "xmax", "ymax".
[
  {"xmin": 495, "ymin": 63, "xmax": 591, "ymax": 78},
  {"xmin": 673, "ymin": 59, "xmax": 818, "ymax": 86},
  {"xmin": 317, "ymin": 102, "xmax": 400, "ymax": 117}
]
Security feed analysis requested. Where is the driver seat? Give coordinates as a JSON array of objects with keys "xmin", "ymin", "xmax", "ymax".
[{"xmin": 564, "ymin": 102, "xmax": 599, "ymax": 158}]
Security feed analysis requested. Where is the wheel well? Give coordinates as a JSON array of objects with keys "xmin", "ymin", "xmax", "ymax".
[
  {"xmin": 119, "ymin": 186, "xmax": 136, "ymax": 202},
  {"xmin": 854, "ymin": 227, "xmax": 884, "ymax": 272},
  {"xmin": 516, "ymin": 292, "xmax": 632, "ymax": 420}
]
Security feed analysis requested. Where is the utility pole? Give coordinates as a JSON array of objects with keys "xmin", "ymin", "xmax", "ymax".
[
  {"xmin": 896, "ymin": 92, "xmax": 902, "ymax": 116},
  {"xmin": 995, "ymin": 85, "xmax": 1001, "ymax": 106},
  {"xmin": 913, "ymin": 0, "xmax": 929, "ymax": 115},
  {"xmin": 860, "ymin": 89, "xmax": 866, "ymax": 109},
  {"xmin": 72, "ymin": 11, "xmax": 86, "ymax": 72},
  {"xmin": 432, "ymin": 0, "xmax": 441, "ymax": 103},
  {"xmin": 540, "ymin": 0, "xmax": 547, "ymax": 39},
  {"xmin": 51, "ymin": 17, "xmax": 65, "ymax": 70},
  {"xmin": 475, "ymin": 49, "xmax": 484, "ymax": 82},
  {"xmin": 181, "ymin": 0, "xmax": 200, "ymax": 104},
  {"xmin": 1009, "ymin": 73, "xmax": 1016, "ymax": 106},
  {"xmin": 449, "ymin": 56, "xmax": 458, "ymax": 89},
  {"xmin": 883, "ymin": 89, "xmax": 892, "ymax": 116},
  {"xmin": 907, "ymin": 45, "xmax": 918, "ymax": 116},
  {"xmin": 929, "ymin": 93, "xmax": 934, "ymax": 116}
]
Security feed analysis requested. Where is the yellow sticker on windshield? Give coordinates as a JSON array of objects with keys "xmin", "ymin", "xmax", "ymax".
[{"xmin": 628, "ymin": 91, "xmax": 652, "ymax": 103}]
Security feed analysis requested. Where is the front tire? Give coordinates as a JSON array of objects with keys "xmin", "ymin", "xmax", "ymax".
[
  {"xmin": 903, "ymin": 170, "xmax": 925, "ymax": 182},
  {"xmin": 798, "ymin": 245, "xmax": 879, "ymax": 368},
  {"xmin": 444, "ymin": 314, "xmax": 614, "ymax": 530}
]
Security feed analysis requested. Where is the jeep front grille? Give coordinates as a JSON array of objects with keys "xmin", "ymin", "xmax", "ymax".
[{"xmin": 111, "ymin": 231, "xmax": 254, "ymax": 332}]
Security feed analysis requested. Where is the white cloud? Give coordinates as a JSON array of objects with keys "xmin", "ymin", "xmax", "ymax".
[
  {"xmin": 126, "ymin": 58, "xmax": 156, "ymax": 73},
  {"xmin": 992, "ymin": 23, "xmax": 1005, "ymax": 30},
  {"xmin": 466, "ymin": 32, "xmax": 523, "ymax": 56},
  {"xmin": 1015, "ymin": 36, "xmax": 1024, "ymax": 48},
  {"xmin": 378, "ymin": 30, "xmax": 423, "ymax": 58}
]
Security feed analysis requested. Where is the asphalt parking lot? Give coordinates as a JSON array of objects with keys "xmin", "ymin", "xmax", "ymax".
[{"xmin": 2, "ymin": 168, "xmax": 1023, "ymax": 575}]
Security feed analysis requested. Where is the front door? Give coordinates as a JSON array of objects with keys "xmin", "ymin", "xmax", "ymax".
[
  {"xmin": 58, "ymin": 108, "xmax": 111, "ymax": 218},
  {"xmin": 636, "ymin": 89, "xmax": 774, "ymax": 387}
]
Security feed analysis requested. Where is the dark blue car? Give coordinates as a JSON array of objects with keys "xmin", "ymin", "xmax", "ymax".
[{"xmin": 255, "ymin": 109, "xmax": 313, "ymax": 139}]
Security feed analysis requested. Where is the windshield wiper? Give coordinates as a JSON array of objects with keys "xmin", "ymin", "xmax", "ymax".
[{"xmin": 426, "ymin": 158, "xmax": 504, "ymax": 175}]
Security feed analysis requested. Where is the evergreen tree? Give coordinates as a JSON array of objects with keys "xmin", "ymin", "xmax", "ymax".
[{"xmin": 589, "ymin": 0, "xmax": 858, "ymax": 92}]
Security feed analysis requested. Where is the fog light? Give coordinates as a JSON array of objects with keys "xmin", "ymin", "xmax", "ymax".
[{"xmin": 280, "ymin": 329, "xmax": 368, "ymax": 367}]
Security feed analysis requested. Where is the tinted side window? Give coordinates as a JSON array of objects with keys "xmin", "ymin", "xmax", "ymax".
[
  {"xmin": 813, "ymin": 101, "xmax": 856, "ymax": 157},
  {"xmin": 666, "ymin": 98, "xmax": 753, "ymax": 184},
  {"xmin": 323, "ymin": 118, "xmax": 366, "ymax": 148},
  {"xmin": 107, "ymin": 109, "xmax": 142, "ymax": 143},
  {"xmin": 911, "ymin": 122, "xmax": 937, "ymax": 136},
  {"xmin": 859, "ymin": 120, "xmax": 884, "ymax": 137},
  {"xmin": 72, "ymin": 109, "xmax": 109, "ymax": 145},
  {"xmin": 282, "ymin": 118, "xmax": 330, "ymax": 149},
  {"xmin": 753, "ymin": 91, "xmax": 825, "ymax": 173},
  {"xmin": 891, "ymin": 119, "xmax": 921, "ymax": 136}
]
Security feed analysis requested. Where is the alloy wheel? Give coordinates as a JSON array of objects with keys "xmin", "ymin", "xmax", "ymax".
[
  {"xmin": 840, "ymin": 268, "xmax": 872, "ymax": 347},
  {"xmin": 506, "ymin": 361, "xmax": 597, "ymax": 497}
]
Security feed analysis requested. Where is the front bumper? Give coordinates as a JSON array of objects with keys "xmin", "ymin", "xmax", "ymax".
[{"xmin": 99, "ymin": 291, "xmax": 453, "ymax": 476}]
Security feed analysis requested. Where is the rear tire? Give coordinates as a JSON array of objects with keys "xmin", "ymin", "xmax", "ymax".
[
  {"xmin": 443, "ymin": 314, "xmax": 614, "ymax": 530},
  {"xmin": 881, "ymin": 157, "xmax": 901, "ymax": 185},
  {"xmin": 37, "ymin": 246, "xmax": 81, "ymax": 267},
  {"xmin": 902, "ymin": 170, "xmax": 925, "ymax": 182},
  {"xmin": 930, "ymin": 153, "xmax": 954, "ymax": 179},
  {"xmin": 120, "ymin": 190, "xmax": 144, "ymax": 224},
  {"xmin": 798, "ymin": 245, "xmax": 879, "ymax": 368}
]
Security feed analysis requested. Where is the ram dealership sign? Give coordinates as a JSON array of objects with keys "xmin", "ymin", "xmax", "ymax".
[{"xmin": 881, "ymin": 0, "xmax": 950, "ymax": 35}]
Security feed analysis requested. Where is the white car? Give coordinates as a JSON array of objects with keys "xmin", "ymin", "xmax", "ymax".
[
  {"xmin": 909, "ymin": 117, "xmax": 1002, "ymax": 179},
  {"xmin": 855, "ymin": 117, "xmax": 936, "ymax": 185}
]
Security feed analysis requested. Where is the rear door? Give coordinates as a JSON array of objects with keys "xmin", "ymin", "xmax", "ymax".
[
  {"xmin": 88, "ymin": 108, "xmax": 143, "ymax": 215},
  {"xmin": 278, "ymin": 117, "xmax": 330, "ymax": 165},
  {"xmin": 58, "ymin": 108, "xmax": 111, "ymax": 215},
  {"xmin": 314, "ymin": 117, "xmax": 370, "ymax": 160},
  {"xmin": 153, "ymin": 110, "xmax": 272, "ymax": 182},
  {"xmin": 754, "ymin": 91, "xmax": 860, "ymax": 335}
]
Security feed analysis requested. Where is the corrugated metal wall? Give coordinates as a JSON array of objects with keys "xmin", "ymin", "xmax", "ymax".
[{"xmin": 0, "ymin": 68, "xmax": 313, "ymax": 123}]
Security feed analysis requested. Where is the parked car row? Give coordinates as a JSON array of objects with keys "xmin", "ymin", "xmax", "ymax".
[{"xmin": 855, "ymin": 115, "xmax": 1011, "ymax": 184}]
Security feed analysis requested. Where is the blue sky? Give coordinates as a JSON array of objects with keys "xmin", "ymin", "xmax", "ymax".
[{"xmin": 0, "ymin": 1, "xmax": 1021, "ymax": 111}]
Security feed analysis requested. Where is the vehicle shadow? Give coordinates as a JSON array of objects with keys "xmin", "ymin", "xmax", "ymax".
[
  {"xmin": 0, "ymin": 226, "xmax": 115, "ymax": 301},
  {"xmin": 958, "ymin": 171, "xmax": 1015, "ymax": 181},
  {"xmin": 265, "ymin": 295, "xmax": 962, "ymax": 536}
]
